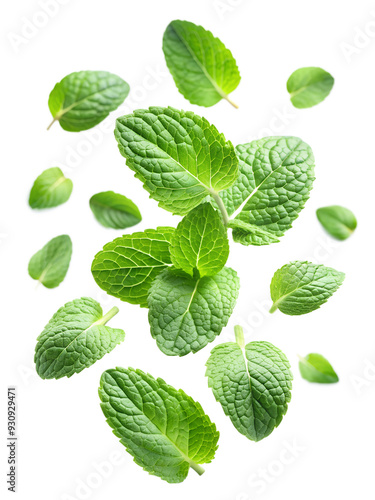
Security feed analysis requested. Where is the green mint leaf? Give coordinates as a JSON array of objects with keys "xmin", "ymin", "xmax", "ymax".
[
  {"xmin": 163, "ymin": 20, "xmax": 240, "ymax": 108},
  {"xmin": 115, "ymin": 106, "xmax": 238, "ymax": 215},
  {"xmin": 316, "ymin": 205, "xmax": 357, "ymax": 240},
  {"xmin": 219, "ymin": 137, "xmax": 315, "ymax": 245},
  {"xmin": 35, "ymin": 298, "xmax": 124, "ymax": 379},
  {"xmin": 148, "ymin": 266, "xmax": 240, "ymax": 356},
  {"xmin": 48, "ymin": 70, "xmax": 130, "ymax": 131},
  {"xmin": 270, "ymin": 261, "xmax": 345, "ymax": 315},
  {"xmin": 89, "ymin": 191, "xmax": 142, "ymax": 229},
  {"xmin": 298, "ymin": 353, "xmax": 339, "ymax": 384},
  {"xmin": 227, "ymin": 219, "xmax": 280, "ymax": 245},
  {"xmin": 29, "ymin": 167, "xmax": 73, "ymax": 209},
  {"xmin": 170, "ymin": 203, "xmax": 229, "ymax": 277},
  {"xmin": 287, "ymin": 67, "xmax": 334, "ymax": 109},
  {"xmin": 206, "ymin": 330, "xmax": 292, "ymax": 441},
  {"xmin": 28, "ymin": 234, "xmax": 72, "ymax": 288},
  {"xmin": 91, "ymin": 227, "xmax": 175, "ymax": 307},
  {"xmin": 99, "ymin": 367, "xmax": 219, "ymax": 483}
]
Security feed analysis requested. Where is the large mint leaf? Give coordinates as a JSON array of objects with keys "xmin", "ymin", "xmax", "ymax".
[
  {"xmin": 99, "ymin": 367, "xmax": 219, "ymax": 483},
  {"xmin": 91, "ymin": 227, "xmax": 174, "ymax": 307},
  {"xmin": 298, "ymin": 353, "xmax": 339, "ymax": 384},
  {"xmin": 89, "ymin": 191, "xmax": 142, "ymax": 229},
  {"xmin": 148, "ymin": 267, "xmax": 240, "ymax": 356},
  {"xmin": 163, "ymin": 20, "xmax": 240, "ymax": 108},
  {"xmin": 48, "ymin": 70, "xmax": 129, "ymax": 131},
  {"xmin": 115, "ymin": 107, "xmax": 238, "ymax": 215},
  {"xmin": 287, "ymin": 67, "xmax": 334, "ymax": 109},
  {"xmin": 35, "ymin": 297, "xmax": 124, "ymax": 379},
  {"xmin": 316, "ymin": 205, "xmax": 357, "ymax": 240},
  {"xmin": 170, "ymin": 202, "xmax": 229, "ymax": 277},
  {"xmin": 206, "ymin": 327, "xmax": 292, "ymax": 441},
  {"xmin": 28, "ymin": 234, "xmax": 72, "ymax": 288},
  {"xmin": 29, "ymin": 167, "xmax": 73, "ymax": 209},
  {"xmin": 270, "ymin": 261, "xmax": 345, "ymax": 316},
  {"xmin": 219, "ymin": 137, "xmax": 315, "ymax": 245}
]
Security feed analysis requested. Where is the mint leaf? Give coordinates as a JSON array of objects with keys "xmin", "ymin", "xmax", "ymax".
[
  {"xmin": 99, "ymin": 367, "xmax": 219, "ymax": 483},
  {"xmin": 28, "ymin": 235, "xmax": 72, "ymax": 288},
  {"xmin": 89, "ymin": 191, "xmax": 142, "ymax": 229},
  {"xmin": 115, "ymin": 106, "xmax": 238, "ymax": 215},
  {"xmin": 270, "ymin": 261, "xmax": 345, "ymax": 315},
  {"xmin": 91, "ymin": 227, "xmax": 175, "ymax": 307},
  {"xmin": 170, "ymin": 203, "xmax": 229, "ymax": 277},
  {"xmin": 206, "ymin": 327, "xmax": 292, "ymax": 441},
  {"xmin": 316, "ymin": 205, "xmax": 357, "ymax": 240},
  {"xmin": 148, "ymin": 266, "xmax": 240, "ymax": 356},
  {"xmin": 29, "ymin": 167, "xmax": 73, "ymax": 209},
  {"xmin": 35, "ymin": 298, "xmax": 124, "ymax": 379},
  {"xmin": 287, "ymin": 67, "xmax": 334, "ymax": 109},
  {"xmin": 219, "ymin": 137, "xmax": 315, "ymax": 245},
  {"xmin": 299, "ymin": 353, "xmax": 339, "ymax": 384},
  {"xmin": 48, "ymin": 70, "xmax": 129, "ymax": 131},
  {"xmin": 163, "ymin": 20, "xmax": 240, "ymax": 108}
]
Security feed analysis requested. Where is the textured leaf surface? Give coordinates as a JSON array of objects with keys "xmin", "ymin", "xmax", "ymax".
[
  {"xmin": 220, "ymin": 137, "xmax": 315, "ymax": 245},
  {"xmin": 270, "ymin": 261, "xmax": 345, "ymax": 316},
  {"xmin": 48, "ymin": 70, "xmax": 129, "ymax": 131},
  {"xmin": 206, "ymin": 339, "xmax": 292, "ymax": 441},
  {"xmin": 99, "ymin": 367, "xmax": 219, "ymax": 483},
  {"xmin": 115, "ymin": 106, "xmax": 238, "ymax": 215},
  {"xmin": 148, "ymin": 267, "xmax": 240, "ymax": 356},
  {"xmin": 170, "ymin": 203, "xmax": 229, "ymax": 277},
  {"xmin": 91, "ymin": 227, "xmax": 174, "ymax": 307},
  {"xmin": 287, "ymin": 67, "xmax": 334, "ymax": 108},
  {"xmin": 35, "ymin": 298, "xmax": 124, "ymax": 379},
  {"xmin": 29, "ymin": 167, "xmax": 73, "ymax": 209},
  {"xmin": 89, "ymin": 191, "xmax": 142, "ymax": 229},
  {"xmin": 28, "ymin": 235, "xmax": 72, "ymax": 288},
  {"xmin": 316, "ymin": 205, "xmax": 357, "ymax": 240},
  {"xmin": 299, "ymin": 353, "xmax": 339, "ymax": 384},
  {"xmin": 163, "ymin": 20, "xmax": 240, "ymax": 107}
]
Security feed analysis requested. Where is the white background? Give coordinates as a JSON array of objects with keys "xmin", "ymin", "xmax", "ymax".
[{"xmin": 2, "ymin": 0, "xmax": 375, "ymax": 498}]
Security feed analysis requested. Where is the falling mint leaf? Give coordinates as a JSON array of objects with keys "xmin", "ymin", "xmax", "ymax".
[
  {"xmin": 206, "ymin": 326, "xmax": 292, "ymax": 441},
  {"xmin": 89, "ymin": 191, "xmax": 142, "ymax": 229},
  {"xmin": 163, "ymin": 20, "xmax": 240, "ymax": 108},
  {"xmin": 148, "ymin": 266, "xmax": 240, "ymax": 356},
  {"xmin": 35, "ymin": 297, "xmax": 124, "ymax": 379},
  {"xmin": 28, "ymin": 235, "xmax": 72, "ymax": 288},
  {"xmin": 115, "ymin": 106, "xmax": 238, "ymax": 215},
  {"xmin": 48, "ymin": 70, "xmax": 129, "ymax": 131},
  {"xmin": 316, "ymin": 205, "xmax": 357, "ymax": 240},
  {"xmin": 270, "ymin": 261, "xmax": 345, "ymax": 315},
  {"xmin": 287, "ymin": 67, "xmax": 334, "ymax": 109},
  {"xmin": 170, "ymin": 203, "xmax": 229, "ymax": 277},
  {"xmin": 220, "ymin": 137, "xmax": 315, "ymax": 245},
  {"xmin": 99, "ymin": 367, "xmax": 219, "ymax": 483},
  {"xmin": 91, "ymin": 227, "xmax": 175, "ymax": 307},
  {"xmin": 298, "ymin": 353, "xmax": 339, "ymax": 384},
  {"xmin": 29, "ymin": 167, "xmax": 73, "ymax": 209}
]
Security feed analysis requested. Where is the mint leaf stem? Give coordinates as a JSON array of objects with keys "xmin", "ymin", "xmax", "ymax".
[
  {"xmin": 96, "ymin": 306, "xmax": 119, "ymax": 326},
  {"xmin": 188, "ymin": 461, "xmax": 205, "ymax": 476},
  {"xmin": 234, "ymin": 325, "xmax": 245, "ymax": 348},
  {"xmin": 211, "ymin": 192, "xmax": 230, "ymax": 226},
  {"xmin": 47, "ymin": 117, "xmax": 57, "ymax": 130},
  {"xmin": 269, "ymin": 303, "xmax": 278, "ymax": 314},
  {"xmin": 223, "ymin": 94, "xmax": 239, "ymax": 109}
]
